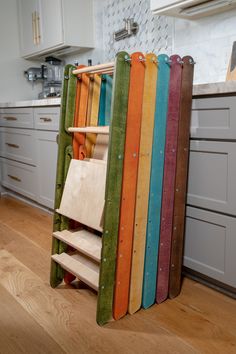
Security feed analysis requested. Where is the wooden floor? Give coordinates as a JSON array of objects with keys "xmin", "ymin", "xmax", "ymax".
[{"xmin": 0, "ymin": 196, "xmax": 236, "ymax": 354}]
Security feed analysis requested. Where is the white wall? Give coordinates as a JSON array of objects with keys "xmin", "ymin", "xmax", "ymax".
[
  {"xmin": 65, "ymin": 0, "xmax": 104, "ymax": 66},
  {"xmin": 0, "ymin": 0, "xmax": 40, "ymax": 102},
  {"xmin": 173, "ymin": 9, "xmax": 236, "ymax": 84}
]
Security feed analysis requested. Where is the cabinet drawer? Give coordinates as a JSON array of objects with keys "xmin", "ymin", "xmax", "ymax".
[
  {"xmin": 0, "ymin": 158, "xmax": 37, "ymax": 201},
  {"xmin": 187, "ymin": 140, "xmax": 236, "ymax": 215},
  {"xmin": 0, "ymin": 108, "xmax": 34, "ymax": 128},
  {"xmin": 184, "ymin": 206, "xmax": 236, "ymax": 288},
  {"xmin": 191, "ymin": 97, "xmax": 236, "ymax": 139},
  {"xmin": 34, "ymin": 107, "xmax": 60, "ymax": 131},
  {"xmin": 0, "ymin": 128, "xmax": 36, "ymax": 165}
]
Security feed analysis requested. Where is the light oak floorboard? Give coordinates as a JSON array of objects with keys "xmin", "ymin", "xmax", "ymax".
[
  {"xmin": 0, "ymin": 196, "xmax": 235, "ymax": 353},
  {"xmin": 0, "ymin": 196, "xmax": 52, "ymax": 250},
  {"xmin": 0, "ymin": 284, "xmax": 65, "ymax": 354}
]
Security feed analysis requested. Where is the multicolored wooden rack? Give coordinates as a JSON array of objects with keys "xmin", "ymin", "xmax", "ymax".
[{"xmin": 50, "ymin": 51, "xmax": 194, "ymax": 325}]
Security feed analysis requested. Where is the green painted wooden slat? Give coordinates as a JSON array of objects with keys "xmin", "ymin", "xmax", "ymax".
[
  {"xmin": 50, "ymin": 65, "xmax": 77, "ymax": 288},
  {"xmin": 96, "ymin": 52, "xmax": 131, "ymax": 325}
]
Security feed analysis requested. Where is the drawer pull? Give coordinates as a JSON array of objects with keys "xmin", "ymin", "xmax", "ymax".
[
  {"xmin": 5, "ymin": 143, "xmax": 19, "ymax": 148},
  {"xmin": 3, "ymin": 116, "xmax": 17, "ymax": 121},
  {"xmin": 40, "ymin": 117, "xmax": 52, "ymax": 122},
  {"xmin": 8, "ymin": 174, "xmax": 21, "ymax": 182}
]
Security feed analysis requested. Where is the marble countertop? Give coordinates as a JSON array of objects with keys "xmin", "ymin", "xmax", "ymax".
[
  {"xmin": 0, "ymin": 82, "xmax": 236, "ymax": 108},
  {"xmin": 193, "ymin": 81, "xmax": 236, "ymax": 96},
  {"xmin": 0, "ymin": 97, "xmax": 61, "ymax": 108}
]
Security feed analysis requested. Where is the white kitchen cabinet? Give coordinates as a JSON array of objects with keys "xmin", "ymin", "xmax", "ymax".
[
  {"xmin": 0, "ymin": 128, "xmax": 36, "ymax": 166},
  {"xmin": 0, "ymin": 105, "xmax": 60, "ymax": 209},
  {"xmin": 184, "ymin": 206, "xmax": 236, "ymax": 288},
  {"xmin": 0, "ymin": 157, "xmax": 37, "ymax": 201},
  {"xmin": 187, "ymin": 140, "xmax": 236, "ymax": 215},
  {"xmin": 0, "ymin": 108, "xmax": 34, "ymax": 129},
  {"xmin": 185, "ymin": 94, "xmax": 236, "ymax": 293},
  {"xmin": 34, "ymin": 107, "xmax": 60, "ymax": 131},
  {"xmin": 18, "ymin": 0, "xmax": 94, "ymax": 59},
  {"xmin": 18, "ymin": 0, "xmax": 39, "ymax": 57},
  {"xmin": 36, "ymin": 130, "xmax": 58, "ymax": 209},
  {"xmin": 39, "ymin": 0, "xmax": 63, "ymax": 52},
  {"xmin": 191, "ymin": 97, "xmax": 236, "ymax": 140}
]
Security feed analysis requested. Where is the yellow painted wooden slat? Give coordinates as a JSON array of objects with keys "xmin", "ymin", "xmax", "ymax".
[
  {"xmin": 128, "ymin": 53, "xmax": 158, "ymax": 314},
  {"xmin": 85, "ymin": 74, "xmax": 102, "ymax": 157}
]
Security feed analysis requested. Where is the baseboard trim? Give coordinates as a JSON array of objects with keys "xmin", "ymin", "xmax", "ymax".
[
  {"xmin": 0, "ymin": 189, "xmax": 53, "ymax": 215},
  {"xmin": 183, "ymin": 267, "xmax": 236, "ymax": 299}
]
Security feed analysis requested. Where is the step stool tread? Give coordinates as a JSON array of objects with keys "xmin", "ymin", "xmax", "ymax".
[
  {"xmin": 53, "ymin": 229, "xmax": 102, "ymax": 262},
  {"xmin": 52, "ymin": 252, "xmax": 99, "ymax": 291}
]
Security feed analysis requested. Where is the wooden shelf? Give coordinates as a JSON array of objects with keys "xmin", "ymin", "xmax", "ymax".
[
  {"xmin": 68, "ymin": 126, "xmax": 109, "ymax": 134},
  {"xmin": 53, "ymin": 229, "xmax": 102, "ymax": 262},
  {"xmin": 52, "ymin": 252, "xmax": 99, "ymax": 291}
]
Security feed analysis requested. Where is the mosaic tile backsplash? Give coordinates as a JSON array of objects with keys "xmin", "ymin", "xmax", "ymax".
[
  {"xmin": 67, "ymin": 0, "xmax": 173, "ymax": 66},
  {"xmin": 102, "ymin": 0, "xmax": 172, "ymax": 61}
]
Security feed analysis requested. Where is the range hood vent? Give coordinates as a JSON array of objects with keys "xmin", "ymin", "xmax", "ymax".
[
  {"xmin": 151, "ymin": 0, "xmax": 236, "ymax": 19},
  {"xmin": 24, "ymin": 45, "xmax": 86, "ymax": 60},
  {"xmin": 180, "ymin": 0, "xmax": 233, "ymax": 16}
]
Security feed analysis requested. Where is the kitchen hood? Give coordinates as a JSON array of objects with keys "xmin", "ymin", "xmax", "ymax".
[{"xmin": 151, "ymin": 0, "xmax": 236, "ymax": 19}]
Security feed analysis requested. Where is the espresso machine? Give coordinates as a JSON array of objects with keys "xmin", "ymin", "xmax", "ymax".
[{"xmin": 24, "ymin": 57, "xmax": 64, "ymax": 98}]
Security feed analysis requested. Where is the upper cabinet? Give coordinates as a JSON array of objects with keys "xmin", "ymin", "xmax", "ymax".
[
  {"xmin": 40, "ymin": 0, "xmax": 64, "ymax": 52},
  {"xmin": 18, "ymin": 0, "xmax": 39, "ymax": 57},
  {"xmin": 18, "ymin": 0, "xmax": 94, "ymax": 59},
  {"xmin": 150, "ymin": 0, "xmax": 236, "ymax": 19}
]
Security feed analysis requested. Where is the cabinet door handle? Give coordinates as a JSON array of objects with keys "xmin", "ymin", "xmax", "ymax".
[
  {"xmin": 40, "ymin": 117, "xmax": 52, "ymax": 122},
  {"xmin": 32, "ymin": 12, "xmax": 37, "ymax": 45},
  {"xmin": 36, "ymin": 11, "xmax": 41, "ymax": 45},
  {"xmin": 3, "ymin": 116, "xmax": 17, "ymax": 121},
  {"xmin": 8, "ymin": 174, "xmax": 21, "ymax": 182},
  {"xmin": 5, "ymin": 143, "xmax": 20, "ymax": 148}
]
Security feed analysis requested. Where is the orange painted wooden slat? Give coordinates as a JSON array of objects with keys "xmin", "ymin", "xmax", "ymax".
[
  {"xmin": 113, "ymin": 52, "xmax": 146, "ymax": 320},
  {"xmin": 73, "ymin": 67, "xmax": 90, "ymax": 160}
]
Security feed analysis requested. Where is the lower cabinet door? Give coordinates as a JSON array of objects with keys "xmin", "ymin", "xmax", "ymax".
[
  {"xmin": 187, "ymin": 140, "xmax": 236, "ymax": 215},
  {"xmin": 184, "ymin": 206, "xmax": 236, "ymax": 288},
  {"xmin": 0, "ymin": 157, "xmax": 37, "ymax": 200},
  {"xmin": 36, "ymin": 131, "xmax": 58, "ymax": 208}
]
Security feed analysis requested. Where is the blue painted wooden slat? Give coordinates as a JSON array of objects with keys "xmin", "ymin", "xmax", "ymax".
[{"xmin": 142, "ymin": 54, "xmax": 171, "ymax": 309}]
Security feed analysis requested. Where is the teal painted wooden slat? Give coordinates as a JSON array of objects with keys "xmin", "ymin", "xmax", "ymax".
[
  {"xmin": 98, "ymin": 74, "xmax": 113, "ymax": 126},
  {"xmin": 98, "ymin": 75, "xmax": 106, "ymax": 126},
  {"xmin": 97, "ymin": 52, "xmax": 130, "ymax": 325},
  {"xmin": 105, "ymin": 75, "xmax": 113, "ymax": 125},
  {"xmin": 142, "ymin": 54, "xmax": 170, "ymax": 309}
]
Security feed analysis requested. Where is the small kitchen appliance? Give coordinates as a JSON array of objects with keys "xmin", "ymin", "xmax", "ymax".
[{"xmin": 24, "ymin": 56, "xmax": 64, "ymax": 98}]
